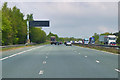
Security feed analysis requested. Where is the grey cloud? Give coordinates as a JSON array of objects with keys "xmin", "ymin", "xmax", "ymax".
[{"xmin": 6, "ymin": 2, "xmax": 118, "ymax": 38}]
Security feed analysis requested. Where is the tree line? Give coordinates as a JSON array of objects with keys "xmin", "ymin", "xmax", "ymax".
[
  {"xmin": 1, "ymin": 2, "xmax": 120, "ymax": 45},
  {"xmin": 47, "ymin": 32, "xmax": 82, "ymax": 42},
  {"xmin": 1, "ymin": 2, "xmax": 46, "ymax": 45}
]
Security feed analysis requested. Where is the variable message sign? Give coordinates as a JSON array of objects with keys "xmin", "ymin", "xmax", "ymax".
[{"xmin": 29, "ymin": 21, "xmax": 49, "ymax": 27}]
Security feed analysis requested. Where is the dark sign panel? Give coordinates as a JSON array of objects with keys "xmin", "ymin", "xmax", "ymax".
[{"xmin": 29, "ymin": 21, "xmax": 49, "ymax": 27}]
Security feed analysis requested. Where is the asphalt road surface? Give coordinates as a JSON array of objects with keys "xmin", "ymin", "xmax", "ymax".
[{"xmin": 1, "ymin": 44, "xmax": 119, "ymax": 78}]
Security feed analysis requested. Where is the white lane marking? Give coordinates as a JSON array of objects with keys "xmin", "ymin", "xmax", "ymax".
[
  {"xmin": 0, "ymin": 46, "xmax": 44, "ymax": 61},
  {"xmin": 46, "ymin": 56, "xmax": 48, "ymax": 59},
  {"xmin": 39, "ymin": 70, "xmax": 44, "ymax": 75},
  {"xmin": 115, "ymin": 69, "xmax": 120, "ymax": 72},
  {"xmin": 43, "ymin": 61, "xmax": 46, "ymax": 64},
  {"xmin": 0, "ymin": 57, "xmax": 9, "ymax": 60},
  {"xmin": 96, "ymin": 60, "xmax": 100, "ymax": 63},
  {"xmin": 85, "ymin": 56, "xmax": 87, "ymax": 58}
]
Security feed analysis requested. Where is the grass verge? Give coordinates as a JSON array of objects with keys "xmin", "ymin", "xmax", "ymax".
[
  {"xmin": 74, "ymin": 44, "xmax": 119, "ymax": 54},
  {"xmin": 1, "ymin": 41, "xmax": 50, "ymax": 52}
]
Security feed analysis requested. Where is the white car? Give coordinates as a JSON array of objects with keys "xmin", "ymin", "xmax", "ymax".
[
  {"xmin": 78, "ymin": 41, "xmax": 82, "ymax": 44},
  {"xmin": 66, "ymin": 42, "xmax": 72, "ymax": 46}
]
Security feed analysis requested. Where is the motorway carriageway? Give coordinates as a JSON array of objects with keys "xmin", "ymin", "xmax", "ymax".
[{"xmin": 1, "ymin": 44, "xmax": 119, "ymax": 78}]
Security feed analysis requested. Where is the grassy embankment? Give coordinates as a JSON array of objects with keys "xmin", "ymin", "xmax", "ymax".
[
  {"xmin": 1, "ymin": 41, "xmax": 50, "ymax": 52},
  {"xmin": 74, "ymin": 44, "xmax": 119, "ymax": 54}
]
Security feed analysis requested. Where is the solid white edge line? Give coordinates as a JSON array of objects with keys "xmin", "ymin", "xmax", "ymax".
[{"xmin": 0, "ymin": 46, "xmax": 44, "ymax": 61}]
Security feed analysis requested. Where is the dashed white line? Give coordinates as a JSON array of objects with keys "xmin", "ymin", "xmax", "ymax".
[
  {"xmin": 0, "ymin": 46, "xmax": 44, "ymax": 61},
  {"xmin": 85, "ymin": 56, "xmax": 87, "ymax": 58},
  {"xmin": 43, "ymin": 61, "xmax": 46, "ymax": 64},
  {"xmin": 46, "ymin": 56, "xmax": 48, "ymax": 59},
  {"xmin": 96, "ymin": 60, "xmax": 100, "ymax": 63},
  {"xmin": 39, "ymin": 70, "xmax": 44, "ymax": 75},
  {"xmin": 115, "ymin": 69, "xmax": 120, "ymax": 72}
]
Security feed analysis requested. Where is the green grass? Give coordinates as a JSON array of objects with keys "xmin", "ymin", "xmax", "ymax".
[
  {"xmin": 2, "ymin": 46, "xmax": 26, "ymax": 51},
  {"xmin": 1, "ymin": 41, "xmax": 50, "ymax": 52},
  {"xmin": 31, "ymin": 41, "xmax": 50, "ymax": 46}
]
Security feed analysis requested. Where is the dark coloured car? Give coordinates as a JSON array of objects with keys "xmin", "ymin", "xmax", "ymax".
[
  {"xmin": 110, "ymin": 42, "xmax": 116, "ymax": 46},
  {"xmin": 59, "ymin": 42, "xmax": 63, "ymax": 44},
  {"xmin": 56, "ymin": 42, "xmax": 60, "ymax": 45}
]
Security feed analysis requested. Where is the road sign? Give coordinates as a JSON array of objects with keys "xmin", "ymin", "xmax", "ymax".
[
  {"xmin": 27, "ymin": 20, "xmax": 50, "ymax": 43},
  {"xmin": 29, "ymin": 21, "xmax": 49, "ymax": 27}
]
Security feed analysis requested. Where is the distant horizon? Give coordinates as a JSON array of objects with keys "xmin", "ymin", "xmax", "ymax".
[{"xmin": 46, "ymin": 31, "xmax": 118, "ymax": 39}]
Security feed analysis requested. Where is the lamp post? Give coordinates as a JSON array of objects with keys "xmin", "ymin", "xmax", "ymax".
[{"xmin": 27, "ymin": 21, "xmax": 30, "ymax": 43}]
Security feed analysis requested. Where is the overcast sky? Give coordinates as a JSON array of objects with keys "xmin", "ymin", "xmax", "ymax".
[{"xmin": 2, "ymin": 1, "xmax": 118, "ymax": 38}]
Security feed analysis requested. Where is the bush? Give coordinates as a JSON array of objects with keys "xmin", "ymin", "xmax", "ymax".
[{"xmin": 30, "ymin": 27, "xmax": 46, "ymax": 43}]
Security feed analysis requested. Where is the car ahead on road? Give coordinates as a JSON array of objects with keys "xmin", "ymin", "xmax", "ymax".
[
  {"xmin": 56, "ymin": 42, "xmax": 60, "ymax": 45},
  {"xmin": 66, "ymin": 42, "xmax": 72, "ymax": 46},
  {"xmin": 110, "ymin": 42, "xmax": 116, "ymax": 46},
  {"xmin": 51, "ymin": 36, "xmax": 57, "ymax": 45},
  {"xmin": 64, "ymin": 41, "xmax": 66, "ymax": 45},
  {"xmin": 59, "ymin": 42, "xmax": 63, "ymax": 44}
]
